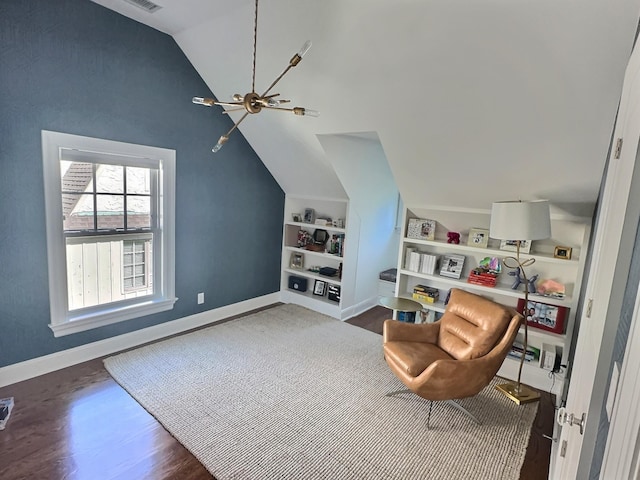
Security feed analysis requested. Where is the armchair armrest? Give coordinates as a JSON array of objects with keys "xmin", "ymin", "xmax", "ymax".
[{"xmin": 383, "ymin": 319, "xmax": 440, "ymax": 344}]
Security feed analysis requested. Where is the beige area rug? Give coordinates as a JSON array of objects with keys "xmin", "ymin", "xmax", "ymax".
[{"xmin": 104, "ymin": 304, "xmax": 537, "ymax": 480}]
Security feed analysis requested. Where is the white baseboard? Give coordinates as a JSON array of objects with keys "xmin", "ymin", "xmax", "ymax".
[
  {"xmin": 0, "ymin": 293, "xmax": 280, "ymax": 388},
  {"xmin": 341, "ymin": 296, "xmax": 379, "ymax": 321}
]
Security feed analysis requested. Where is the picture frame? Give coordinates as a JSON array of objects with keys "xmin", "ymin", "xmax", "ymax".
[
  {"xmin": 517, "ymin": 298, "xmax": 568, "ymax": 334},
  {"xmin": 439, "ymin": 254, "xmax": 465, "ymax": 279},
  {"xmin": 499, "ymin": 239, "xmax": 531, "ymax": 254},
  {"xmin": 407, "ymin": 218, "xmax": 436, "ymax": 241},
  {"xmin": 327, "ymin": 284, "xmax": 341, "ymax": 302},
  {"xmin": 289, "ymin": 252, "xmax": 304, "ymax": 269},
  {"xmin": 467, "ymin": 228, "xmax": 490, "ymax": 248},
  {"xmin": 313, "ymin": 280, "xmax": 326, "ymax": 296},
  {"xmin": 303, "ymin": 208, "xmax": 315, "ymax": 224},
  {"xmin": 292, "ymin": 213, "xmax": 302, "ymax": 222},
  {"xmin": 554, "ymin": 246, "xmax": 572, "ymax": 260}
]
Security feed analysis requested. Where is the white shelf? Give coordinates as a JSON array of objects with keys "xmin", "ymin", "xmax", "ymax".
[
  {"xmin": 281, "ymin": 196, "xmax": 349, "ymax": 320},
  {"xmin": 398, "ymin": 205, "xmax": 591, "ymax": 401},
  {"xmin": 398, "ymin": 268, "xmax": 573, "ymax": 306},
  {"xmin": 283, "ymin": 268, "xmax": 341, "ymax": 286},
  {"xmin": 284, "ymin": 246, "xmax": 344, "ymax": 261},
  {"xmin": 285, "ymin": 221, "xmax": 346, "ymax": 234},
  {"xmin": 402, "ymin": 237, "xmax": 581, "ymax": 265}
]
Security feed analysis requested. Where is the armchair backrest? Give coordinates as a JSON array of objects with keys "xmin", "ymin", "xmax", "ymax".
[{"xmin": 438, "ymin": 289, "xmax": 516, "ymax": 360}]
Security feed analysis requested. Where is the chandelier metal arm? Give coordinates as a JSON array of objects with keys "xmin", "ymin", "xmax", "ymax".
[
  {"xmin": 260, "ymin": 64, "xmax": 294, "ymax": 99},
  {"xmin": 213, "ymin": 101, "xmax": 244, "ymax": 108},
  {"xmin": 251, "ymin": 0, "xmax": 258, "ymax": 94},
  {"xmin": 225, "ymin": 112, "xmax": 250, "ymax": 136}
]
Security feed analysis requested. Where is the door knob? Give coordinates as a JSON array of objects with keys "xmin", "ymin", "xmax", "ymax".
[{"xmin": 556, "ymin": 407, "xmax": 586, "ymax": 435}]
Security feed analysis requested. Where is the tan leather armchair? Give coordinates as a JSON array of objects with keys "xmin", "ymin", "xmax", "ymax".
[{"xmin": 383, "ymin": 288, "xmax": 522, "ymax": 425}]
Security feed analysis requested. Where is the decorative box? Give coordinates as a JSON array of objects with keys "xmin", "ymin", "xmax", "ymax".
[{"xmin": 288, "ymin": 275, "xmax": 308, "ymax": 292}]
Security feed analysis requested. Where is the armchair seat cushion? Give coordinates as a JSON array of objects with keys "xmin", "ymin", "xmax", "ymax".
[{"xmin": 384, "ymin": 341, "xmax": 454, "ymax": 377}]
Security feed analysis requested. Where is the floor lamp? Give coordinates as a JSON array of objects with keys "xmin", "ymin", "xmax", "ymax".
[{"xmin": 490, "ymin": 200, "xmax": 551, "ymax": 405}]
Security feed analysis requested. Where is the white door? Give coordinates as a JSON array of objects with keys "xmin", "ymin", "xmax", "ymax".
[
  {"xmin": 552, "ymin": 42, "xmax": 640, "ymax": 478},
  {"xmin": 599, "ymin": 281, "xmax": 640, "ymax": 478}
]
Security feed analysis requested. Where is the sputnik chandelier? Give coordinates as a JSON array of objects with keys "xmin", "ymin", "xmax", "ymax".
[{"xmin": 192, "ymin": 0, "xmax": 318, "ymax": 153}]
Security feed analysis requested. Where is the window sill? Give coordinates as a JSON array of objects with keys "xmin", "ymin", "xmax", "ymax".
[{"xmin": 49, "ymin": 297, "xmax": 178, "ymax": 337}]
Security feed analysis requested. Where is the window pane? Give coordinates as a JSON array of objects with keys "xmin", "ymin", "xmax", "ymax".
[
  {"xmin": 96, "ymin": 164, "xmax": 124, "ymax": 193},
  {"xmin": 96, "ymin": 195, "xmax": 124, "ymax": 230},
  {"xmin": 60, "ymin": 161, "xmax": 94, "ymax": 193},
  {"xmin": 126, "ymin": 166, "xmax": 150, "ymax": 194},
  {"xmin": 127, "ymin": 196, "xmax": 151, "ymax": 229},
  {"xmin": 63, "ymin": 194, "xmax": 94, "ymax": 231}
]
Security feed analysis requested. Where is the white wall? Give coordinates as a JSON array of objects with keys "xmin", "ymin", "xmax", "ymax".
[{"xmin": 317, "ymin": 132, "xmax": 400, "ymax": 308}]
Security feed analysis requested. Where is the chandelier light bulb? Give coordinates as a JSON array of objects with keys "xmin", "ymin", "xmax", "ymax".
[
  {"xmin": 212, "ymin": 135, "xmax": 229, "ymax": 153},
  {"xmin": 298, "ymin": 40, "xmax": 312, "ymax": 58},
  {"xmin": 294, "ymin": 107, "xmax": 319, "ymax": 117},
  {"xmin": 192, "ymin": 97, "xmax": 213, "ymax": 106}
]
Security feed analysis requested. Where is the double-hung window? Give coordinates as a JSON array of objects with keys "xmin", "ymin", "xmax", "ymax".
[{"xmin": 42, "ymin": 131, "xmax": 176, "ymax": 336}]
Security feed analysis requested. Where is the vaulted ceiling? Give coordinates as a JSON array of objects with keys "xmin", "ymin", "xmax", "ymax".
[{"xmin": 92, "ymin": 0, "xmax": 640, "ymax": 214}]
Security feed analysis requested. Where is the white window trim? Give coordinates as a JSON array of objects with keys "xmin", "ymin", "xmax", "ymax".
[{"xmin": 42, "ymin": 130, "xmax": 177, "ymax": 337}]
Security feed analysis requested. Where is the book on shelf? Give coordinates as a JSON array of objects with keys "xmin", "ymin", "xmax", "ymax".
[
  {"xmin": 508, "ymin": 342, "xmax": 540, "ymax": 362},
  {"xmin": 0, "ymin": 397, "xmax": 14, "ymax": 430},
  {"xmin": 419, "ymin": 254, "xmax": 438, "ymax": 275},
  {"xmin": 408, "ymin": 251, "xmax": 421, "ymax": 272},
  {"xmin": 412, "ymin": 285, "xmax": 439, "ymax": 303}
]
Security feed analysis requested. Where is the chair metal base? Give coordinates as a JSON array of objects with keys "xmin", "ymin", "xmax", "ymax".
[{"xmin": 386, "ymin": 388, "xmax": 482, "ymax": 428}]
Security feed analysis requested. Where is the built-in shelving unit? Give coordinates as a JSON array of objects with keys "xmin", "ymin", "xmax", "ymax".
[
  {"xmin": 396, "ymin": 205, "xmax": 591, "ymax": 398},
  {"xmin": 280, "ymin": 195, "xmax": 349, "ymax": 319}
]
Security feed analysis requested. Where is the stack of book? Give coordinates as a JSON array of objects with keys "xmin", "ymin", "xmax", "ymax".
[
  {"xmin": 467, "ymin": 268, "xmax": 498, "ymax": 287},
  {"xmin": 507, "ymin": 342, "xmax": 540, "ymax": 362},
  {"xmin": 412, "ymin": 284, "xmax": 439, "ymax": 303}
]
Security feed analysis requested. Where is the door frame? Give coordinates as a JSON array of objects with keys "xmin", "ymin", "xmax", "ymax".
[{"xmin": 553, "ymin": 38, "xmax": 640, "ymax": 478}]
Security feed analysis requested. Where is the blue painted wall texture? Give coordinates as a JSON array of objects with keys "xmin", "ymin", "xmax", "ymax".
[{"xmin": 0, "ymin": 0, "xmax": 284, "ymax": 367}]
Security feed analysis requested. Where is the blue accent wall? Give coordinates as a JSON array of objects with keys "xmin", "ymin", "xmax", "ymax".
[{"xmin": 0, "ymin": 0, "xmax": 284, "ymax": 367}]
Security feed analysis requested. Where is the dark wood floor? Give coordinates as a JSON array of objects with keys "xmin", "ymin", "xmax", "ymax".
[{"xmin": 0, "ymin": 305, "xmax": 553, "ymax": 480}]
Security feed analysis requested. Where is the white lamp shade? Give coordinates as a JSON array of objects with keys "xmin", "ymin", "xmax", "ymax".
[{"xmin": 490, "ymin": 200, "xmax": 551, "ymax": 241}]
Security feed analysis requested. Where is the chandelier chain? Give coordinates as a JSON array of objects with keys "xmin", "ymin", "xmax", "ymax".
[{"xmin": 252, "ymin": 0, "xmax": 258, "ymax": 94}]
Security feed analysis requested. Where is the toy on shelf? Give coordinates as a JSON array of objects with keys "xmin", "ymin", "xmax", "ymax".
[
  {"xmin": 537, "ymin": 279, "xmax": 566, "ymax": 299},
  {"xmin": 447, "ymin": 231, "xmax": 460, "ymax": 244},
  {"xmin": 508, "ymin": 267, "xmax": 538, "ymax": 293}
]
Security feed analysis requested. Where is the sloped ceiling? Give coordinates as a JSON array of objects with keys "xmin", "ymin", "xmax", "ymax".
[{"xmin": 92, "ymin": 0, "xmax": 640, "ymax": 212}]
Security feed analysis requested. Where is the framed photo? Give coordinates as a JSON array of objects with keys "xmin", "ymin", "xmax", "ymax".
[
  {"xmin": 439, "ymin": 254, "xmax": 465, "ymax": 279},
  {"xmin": 554, "ymin": 246, "xmax": 572, "ymax": 260},
  {"xmin": 289, "ymin": 252, "xmax": 304, "ymax": 269},
  {"xmin": 313, "ymin": 280, "xmax": 326, "ymax": 296},
  {"xmin": 327, "ymin": 284, "xmax": 341, "ymax": 302},
  {"xmin": 303, "ymin": 208, "xmax": 315, "ymax": 223},
  {"xmin": 407, "ymin": 218, "xmax": 436, "ymax": 241},
  {"xmin": 517, "ymin": 298, "xmax": 568, "ymax": 334},
  {"xmin": 292, "ymin": 213, "xmax": 302, "ymax": 222},
  {"xmin": 467, "ymin": 228, "xmax": 489, "ymax": 248},
  {"xmin": 499, "ymin": 239, "xmax": 531, "ymax": 254}
]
